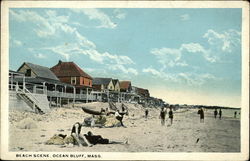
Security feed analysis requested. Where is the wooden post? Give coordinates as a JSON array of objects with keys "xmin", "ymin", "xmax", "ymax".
[
  {"xmin": 11, "ymin": 73, "xmax": 13, "ymax": 90},
  {"xmin": 22, "ymin": 76, "xmax": 25, "ymax": 92},
  {"xmin": 33, "ymin": 85, "xmax": 36, "ymax": 93},
  {"xmin": 86, "ymin": 88, "xmax": 88, "ymax": 103},
  {"xmin": 107, "ymin": 90, "xmax": 109, "ymax": 103},
  {"xmin": 43, "ymin": 82, "xmax": 46, "ymax": 94},
  {"xmin": 73, "ymin": 86, "xmax": 76, "ymax": 104}
]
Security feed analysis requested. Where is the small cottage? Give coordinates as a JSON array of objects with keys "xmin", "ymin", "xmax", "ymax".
[
  {"xmin": 92, "ymin": 78, "xmax": 115, "ymax": 92},
  {"xmin": 120, "ymin": 81, "xmax": 132, "ymax": 93}
]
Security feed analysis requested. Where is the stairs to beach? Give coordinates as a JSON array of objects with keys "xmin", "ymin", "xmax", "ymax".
[{"xmin": 16, "ymin": 88, "xmax": 50, "ymax": 114}]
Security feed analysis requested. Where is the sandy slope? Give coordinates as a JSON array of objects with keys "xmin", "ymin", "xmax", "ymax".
[{"xmin": 9, "ymin": 102, "xmax": 240, "ymax": 152}]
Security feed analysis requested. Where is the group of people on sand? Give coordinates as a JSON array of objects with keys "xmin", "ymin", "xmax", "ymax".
[
  {"xmin": 159, "ymin": 106, "xmax": 174, "ymax": 126},
  {"xmin": 145, "ymin": 104, "xmax": 174, "ymax": 126},
  {"xmin": 213, "ymin": 108, "xmax": 222, "ymax": 119},
  {"xmin": 70, "ymin": 122, "xmax": 127, "ymax": 147}
]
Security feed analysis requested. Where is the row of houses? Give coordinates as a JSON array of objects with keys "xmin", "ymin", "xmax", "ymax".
[{"xmin": 9, "ymin": 60, "xmax": 165, "ymax": 113}]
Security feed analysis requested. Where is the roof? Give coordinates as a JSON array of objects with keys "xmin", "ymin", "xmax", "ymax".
[
  {"xmin": 120, "ymin": 81, "xmax": 131, "ymax": 89},
  {"xmin": 50, "ymin": 61, "xmax": 92, "ymax": 79},
  {"xmin": 17, "ymin": 62, "xmax": 59, "ymax": 81},
  {"xmin": 11, "ymin": 77, "xmax": 74, "ymax": 87},
  {"xmin": 93, "ymin": 78, "xmax": 112, "ymax": 86},
  {"xmin": 112, "ymin": 79, "xmax": 119, "ymax": 85}
]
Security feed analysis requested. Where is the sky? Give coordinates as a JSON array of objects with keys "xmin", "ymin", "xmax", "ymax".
[{"xmin": 9, "ymin": 8, "xmax": 242, "ymax": 107}]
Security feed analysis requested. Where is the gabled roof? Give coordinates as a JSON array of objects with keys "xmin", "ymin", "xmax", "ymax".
[
  {"xmin": 50, "ymin": 61, "xmax": 92, "ymax": 79},
  {"xmin": 17, "ymin": 62, "xmax": 59, "ymax": 81},
  {"xmin": 112, "ymin": 79, "xmax": 119, "ymax": 86},
  {"xmin": 93, "ymin": 78, "xmax": 112, "ymax": 86},
  {"xmin": 120, "ymin": 81, "xmax": 131, "ymax": 89}
]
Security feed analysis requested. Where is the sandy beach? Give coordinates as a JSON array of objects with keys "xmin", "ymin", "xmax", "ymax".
[{"xmin": 9, "ymin": 102, "xmax": 240, "ymax": 152}]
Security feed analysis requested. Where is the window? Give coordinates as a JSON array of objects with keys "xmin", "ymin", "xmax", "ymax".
[
  {"xmin": 71, "ymin": 77, "xmax": 76, "ymax": 85},
  {"xmin": 25, "ymin": 69, "xmax": 31, "ymax": 77}
]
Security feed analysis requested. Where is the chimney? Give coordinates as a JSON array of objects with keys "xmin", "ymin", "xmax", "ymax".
[{"xmin": 58, "ymin": 60, "xmax": 62, "ymax": 64}]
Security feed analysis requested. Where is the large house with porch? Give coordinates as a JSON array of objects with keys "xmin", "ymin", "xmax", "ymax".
[{"xmin": 50, "ymin": 60, "xmax": 94, "ymax": 102}]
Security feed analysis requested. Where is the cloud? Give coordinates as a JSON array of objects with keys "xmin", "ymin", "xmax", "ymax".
[
  {"xmin": 10, "ymin": 9, "xmax": 71, "ymax": 37},
  {"xmin": 34, "ymin": 53, "xmax": 46, "ymax": 59},
  {"xmin": 180, "ymin": 14, "xmax": 190, "ymax": 21},
  {"xmin": 151, "ymin": 47, "xmax": 183, "ymax": 68},
  {"xmin": 12, "ymin": 39, "xmax": 22, "ymax": 47},
  {"xmin": 10, "ymin": 9, "xmax": 136, "ymax": 76},
  {"xmin": 203, "ymin": 29, "xmax": 241, "ymax": 53},
  {"xmin": 113, "ymin": 9, "xmax": 126, "ymax": 19},
  {"xmin": 143, "ymin": 67, "xmax": 217, "ymax": 86},
  {"xmin": 109, "ymin": 65, "xmax": 138, "ymax": 75},
  {"xmin": 71, "ymin": 8, "xmax": 117, "ymax": 29},
  {"xmin": 150, "ymin": 29, "xmax": 240, "ymax": 68}
]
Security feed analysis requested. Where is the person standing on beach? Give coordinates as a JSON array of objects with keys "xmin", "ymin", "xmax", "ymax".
[
  {"xmin": 219, "ymin": 108, "xmax": 222, "ymax": 119},
  {"xmin": 145, "ymin": 108, "xmax": 149, "ymax": 119},
  {"xmin": 169, "ymin": 107, "xmax": 174, "ymax": 125},
  {"xmin": 159, "ymin": 107, "xmax": 166, "ymax": 125},
  {"xmin": 198, "ymin": 108, "xmax": 204, "ymax": 123},
  {"xmin": 214, "ymin": 108, "xmax": 218, "ymax": 119}
]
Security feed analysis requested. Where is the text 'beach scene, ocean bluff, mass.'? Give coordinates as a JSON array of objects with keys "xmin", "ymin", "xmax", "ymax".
[{"xmin": 8, "ymin": 8, "xmax": 241, "ymax": 153}]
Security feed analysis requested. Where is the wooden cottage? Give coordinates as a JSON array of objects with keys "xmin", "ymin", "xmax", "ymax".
[
  {"xmin": 92, "ymin": 78, "xmax": 115, "ymax": 92},
  {"xmin": 50, "ymin": 60, "xmax": 93, "ymax": 95},
  {"xmin": 120, "ymin": 81, "xmax": 132, "ymax": 93}
]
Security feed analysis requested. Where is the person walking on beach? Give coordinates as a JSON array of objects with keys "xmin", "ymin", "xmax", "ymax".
[
  {"xmin": 169, "ymin": 107, "xmax": 174, "ymax": 125},
  {"xmin": 219, "ymin": 108, "xmax": 222, "ymax": 119},
  {"xmin": 214, "ymin": 108, "xmax": 218, "ymax": 119},
  {"xmin": 159, "ymin": 107, "xmax": 166, "ymax": 125},
  {"xmin": 234, "ymin": 111, "xmax": 237, "ymax": 118},
  {"xmin": 145, "ymin": 108, "xmax": 149, "ymax": 119},
  {"xmin": 198, "ymin": 108, "xmax": 204, "ymax": 123}
]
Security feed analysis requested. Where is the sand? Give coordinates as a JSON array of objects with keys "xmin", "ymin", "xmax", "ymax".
[{"xmin": 9, "ymin": 102, "xmax": 240, "ymax": 152}]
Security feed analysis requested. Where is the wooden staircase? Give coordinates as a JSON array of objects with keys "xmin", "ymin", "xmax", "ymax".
[{"xmin": 16, "ymin": 88, "xmax": 45, "ymax": 114}]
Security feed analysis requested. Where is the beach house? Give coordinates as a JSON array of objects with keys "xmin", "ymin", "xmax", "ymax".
[
  {"xmin": 10, "ymin": 62, "xmax": 75, "ymax": 113},
  {"xmin": 50, "ymin": 60, "xmax": 94, "ymax": 102}
]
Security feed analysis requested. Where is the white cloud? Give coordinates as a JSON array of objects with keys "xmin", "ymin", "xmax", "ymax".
[
  {"xmin": 151, "ymin": 47, "xmax": 183, "ymax": 67},
  {"xmin": 75, "ymin": 31, "xmax": 96, "ymax": 49},
  {"xmin": 109, "ymin": 65, "xmax": 138, "ymax": 75},
  {"xmin": 13, "ymin": 39, "xmax": 22, "ymax": 47},
  {"xmin": 10, "ymin": 9, "xmax": 71, "ymax": 37},
  {"xmin": 143, "ymin": 67, "xmax": 217, "ymax": 86},
  {"xmin": 71, "ymin": 8, "xmax": 117, "ymax": 29},
  {"xmin": 79, "ymin": 49, "xmax": 134, "ymax": 65},
  {"xmin": 203, "ymin": 29, "xmax": 241, "ymax": 53},
  {"xmin": 113, "ymin": 9, "xmax": 126, "ymax": 19},
  {"xmin": 180, "ymin": 14, "xmax": 190, "ymax": 21},
  {"xmin": 180, "ymin": 43, "xmax": 206, "ymax": 53},
  {"xmin": 34, "ymin": 53, "xmax": 46, "ymax": 59}
]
